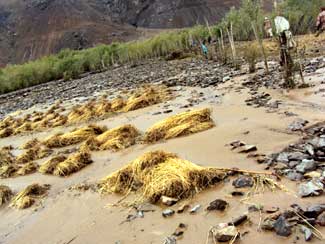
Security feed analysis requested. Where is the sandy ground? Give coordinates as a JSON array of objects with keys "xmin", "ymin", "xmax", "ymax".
[{"xmin": 1, "ymin": 63, "xmax": 325, "ymax": 244}]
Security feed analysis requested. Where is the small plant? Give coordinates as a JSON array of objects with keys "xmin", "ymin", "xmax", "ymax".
[{"xmin": 243, "ymin": 43, "xmax": 261, "ymax": 73}]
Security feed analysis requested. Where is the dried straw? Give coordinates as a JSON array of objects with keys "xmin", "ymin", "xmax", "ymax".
[
  {"xmin": 16, "ymin": 162, "xmax": 39, "ymax": 176},
  {"xmin": 10, "ymin": 184, "xmax": 50, "ymax": 209},
  {"xmin": 144, "ymin": 108, "xmax": 215, "ymax": 143},
  {"xmin": 99, "ymin": 151, "xmax": 226, "ymax": 203},
  {"xmin": 39, "ymin": 155, "xmax": 67, "ymax": 174},
  {"xmin": 21, "ymin": 138, "xmax": 40, "ymax": 150},
  {"xmin": 53, "ymin": 150, "xmax": 93, "ymax": 177},
  {"xmin": 17, "ymin": 146, "xmax": 53, "ymax": 164},
  {"xmin": 123, "ymin": 86, "xmax": 171, "ymax": 112},
  {"xmin": 43, "ymin": 125, "xmax": 106, "ymax": 148},
  {"xmin": 82, "ymin": 125, "xmax": 140, "ymax": 151},
  {"xmin": 0, "ymin": 185, "xmax": 13, "ymax": 206}
]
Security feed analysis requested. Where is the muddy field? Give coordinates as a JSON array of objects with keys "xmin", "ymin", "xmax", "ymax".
[{"xmin": 0, "ymin": 51, "xmax": 325, "ymax": 244}]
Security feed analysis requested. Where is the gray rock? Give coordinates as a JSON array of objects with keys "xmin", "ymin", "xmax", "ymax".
[
  {"xmin": 163, "ymin": 236, "xmax": 176, "ymax": 244},
  {"xmin": 189, "ymin": 204, "xmax": 201, "ymax": 214},
  {"xmin": 162, "ymin": 209, "xmax": 175, "ymax": 218},
  {"xmin": 298, "ymin": 180, "xmax": 324, "ymax": 197},
  {"xmin": 207, "ymin": 199, "xmax": 228, "ymax": 211},
  {"xmin": 295, "ymin": 159, "xmax": 316, "ymax": 173},
  {"xmin": 288, "ymin": 119, "xmax": 309, "ymax": 131},
  {"xmin": 288, "ymin": 152, "xmax": 309, "ymax": 161},
  {"xmin": 286, "ymin": 171, "xmax": 304, "ymax": 181},
  {"xmin": 316, "ymin": 212, "xmax": 325, "ymax": 226},
  {"xmin": 274, "ymin": 216, "xmax": 292, "ymax": 237},
  {"xmin": 214, "ymin": 226, "xmax": 238, "ymax": 242},
  {"xmin": 305, "ymin": 144, "xmax": 315, "ymax": 156},
  {"xmin": 261, "ymin": 219, "xmax": 275, "ymax": 231},
  {"xmin": 232, "ymin": 176, "xmax": 254, "ymax": 188},
  {"xmin": 300, "ymin": 226, "xmax": 313, "ymax": 241}
]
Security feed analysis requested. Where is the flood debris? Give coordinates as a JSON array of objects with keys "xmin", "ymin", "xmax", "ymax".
[
  {"xmin": 143, "ymin": 108, "xmax": 215, "ymax": 143},
  {"xmin": 16, "ymin": 146, "xmax": 53, "ymax": 164},
  {"xmin": 229, "ymin": 140, "xmax": 257, "ymax": 154},
  {"xmin": 99, "ymin": 151, "xmax": 226, "ymax": 204},
  {"xmin": 10, "ymin": 184, "xmax": 50, "ymax": 209},
  {"xmin": 177, "ymin": 204, "xmax": 190, "ymax": 214},
  {"xmin": 230, "ymin": 215, "xmax": 248, "ymax": 227},
  {"xmin": 0, "ymin": 185, "xmax": 13, "ymax": 206}
]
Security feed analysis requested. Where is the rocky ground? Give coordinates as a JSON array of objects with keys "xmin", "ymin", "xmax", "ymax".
[{"xmin": 0, "ymin": 51, "xmax": 325, "ymax": 244}]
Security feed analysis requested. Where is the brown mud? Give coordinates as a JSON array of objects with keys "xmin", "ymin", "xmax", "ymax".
[{"xmin": 0, "ymin": 56, "xmax": 325, "ymax": 244}]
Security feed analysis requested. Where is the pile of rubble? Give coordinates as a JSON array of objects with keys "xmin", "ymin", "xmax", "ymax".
[{"xmin": 266, "ymin": 123, "xmax": 325, "ymax": 197}]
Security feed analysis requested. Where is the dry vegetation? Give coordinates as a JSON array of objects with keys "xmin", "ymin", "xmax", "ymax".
[
  {"xmin": 81, "ymin": 124, "xmax": 140, "ymax": 151},
  {"xmin": 0, "ymin": 185, "xmax": 13, "ymax": 206},
  {"xmin": 144, "ymin": 108, "xmax": 215, "ymax": 143},
  {"xmin": 99, "ymin": 151, "xmax": 226, "ymax": 203},
  {"xmin": 10, "ymin": 184, "xmax": 50, "ymax": 209}
]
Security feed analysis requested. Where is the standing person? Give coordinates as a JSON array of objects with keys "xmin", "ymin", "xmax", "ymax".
[
  {"xmin": 274, "ymin": 15, "xmax": 295, "ymax": 87},
  {"xmin": 264, "ymin": 17, "xmax": 273, "ymax": 38},
  {"xmin": 316, "ymin": 7, "xmax": 325, "ymax": 37},
  {"xmin": 201, "ymin": 40, "xmax": 208, "ymax": 59}
]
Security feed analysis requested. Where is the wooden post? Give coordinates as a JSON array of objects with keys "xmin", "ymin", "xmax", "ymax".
[{"xmin": 251, "ymin": 21, "xmax": 269, "ymax": 73}]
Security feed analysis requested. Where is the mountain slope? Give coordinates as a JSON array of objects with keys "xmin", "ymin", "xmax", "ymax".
[{"xmin": 0, "ymin": 0, "xmax": 273, "ymax": 66}]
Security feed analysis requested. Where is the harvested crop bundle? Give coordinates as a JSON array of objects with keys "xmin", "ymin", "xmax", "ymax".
[
  {"xmin": 0, "ymin": 164, "xmax": 19, "ymax": 178},
  {"xmin": 14, "ymin": 122, "xmax": 32, "ymax": 134},
  {"xmin": 111, "ymin": 97, "xmax": 126, "ymax": 111},
  {"xmin": 17, "ymin": 162, "xmax": 39, "ymax": 176},
  {"xmin": 124, "ymin": 86, "xmax": 171, "ymax": 112},
  {"xmin": 10, "ymin": 184, "xmax": 50, "ymax": 209},
  {"xmin": 51, "ymin": 115, "xmax": 68, "ymax": 127},
  {"xmin": 0, "ymin": 127, "xmax": 13, "ymax": 138},
  {"xmin": 143, "ymin": 108, "xmax": 215, "ymax": 143},
  {"xmin": 0, "ymin": 185, "xmax": 13, "ymax": 206},
  {"xmin": 82, "ymin": 125, "xmax": 140, "ymax": 151},
  {"xmin": 53, "ymin": 150, "xmax": 93, "ymax": 177},
  {"xmin": 17, "ymin": 146, "xmax": 53, "ymax": 164},
  {"xmin": 99, "ymin": 151, "xmax": 226, "ymax": 203},
  {"xmin": 0, "ymin": 147, "xmax": 15, "ymax": 166},
  {"xmin": 21, "ymin": 138, "xmax": 40, "ymax": 150},
  {"xmin": 39, "ymin": 155, "xmax": 67, "ymax": 174},
  {"xmin": 93, "ymin": 100, "xmax": 112, "ymax": 117},
  {"xmin": 0, "ymin": 116, "xmax": 14, "ymax": 129},
  {"xmin": 43, "ymin": 125, "xmax": 106, "ymax": 148}
]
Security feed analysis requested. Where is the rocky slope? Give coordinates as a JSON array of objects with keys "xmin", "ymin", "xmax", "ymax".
[{"xmin": 0, "ymin": 0, "xmax": 273, "ymax": 66}]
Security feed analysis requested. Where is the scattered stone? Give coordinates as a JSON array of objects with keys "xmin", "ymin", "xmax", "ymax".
[
  {"xmin": 230, "ymin": 215, "xmax": 248, "ymax": 226},
  {"xmin": 189, "ymin": 204, "xmax": 201, "ymax": 214},
  {"xmin": 288, "ymin": 119, "xmax": 309, "ymax": 131},
  {"xmin": 305, "ymin": 144, "xmax": 315, "ymax": 156},
  {"xmin": 265, "ymin": 207, "xmax": 280, "ymax": 214},
  {"xmin": 296, "ymin": 159, "xmax": 316, "ymax": 174},
  {"xmin": 207, "ymin": 199, "xmax": 228, "ymax": 212},
  {"xmin": 286, "ymin": 171, "xmax": 304, "ymax": 181},
  {"xmin": 298, "ymin": 180, "xmax": 324, "ymax": 197},
  {"xmin": 172, "ymin": 223, "xmax": 187, "ymax": 238},
  {"xmin": 300, "ymin": 226, "xmax": 313, "ymax": 241},
  {"xmin": 316, "ymin": 212, "xmax": 325, "ymax": 226},
  {"xmin": 214, "ymin": 226, "xmax": 238, "ymax": 242},
  {"xmin": 162, "ymin": 209, "xmax": 175, "ymax": 218},
  {"xmin": 163, "ymin": 236, "xmax": 176, "ymax": 244},
  {"xmin": 304, "ymin": 171, "xmax": 321, "ymax": 179},
  {"xmin": 161, "ymin": 196, "xmax": 178, "ymax": 206},
  {"xmin": 237, "ymin": 145, "xmax": 257, "ymax": 153},
  {"xmin": 232, "ymin": 176, "xmax": 254, "ymax": 188},
  {"xmin": 274, "ymin": 216, "xmax": 292, "ymax": 237},
  {"xmin": 248, "ymin": 205, "xmax": 262, "ymax": 212},
  {"xmin": 261, "ymin": 219, "xmax": 276, "ymax": 231},
  {"xmin": 177, "ymin": 204, "xmax": 190, "ymax": 214},
  {"xmin": 231, "ymin": 191, "xmax": 245, "ymax": 197}
]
